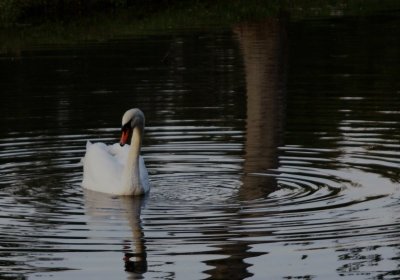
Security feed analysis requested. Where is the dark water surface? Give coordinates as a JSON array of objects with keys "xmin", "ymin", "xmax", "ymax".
[{"xmin": 0, "ymin": 14, "xmax": 400, "ymax": 279}]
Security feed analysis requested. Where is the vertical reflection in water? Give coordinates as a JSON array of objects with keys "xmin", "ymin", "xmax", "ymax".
[
  {"xmin": 202, "ymin": 19, "xmax": 287, "ymax": 279},
  {"xmin": 235, "ymin": 18, "xmax": 287, "ymax": 201},
  {"xmin": 120, "ymin": 196, "xmax": 148, "ymax": 276},
  {"xmin": 83, "ymin": 190, "xmax": 147, "ymax": 276}
]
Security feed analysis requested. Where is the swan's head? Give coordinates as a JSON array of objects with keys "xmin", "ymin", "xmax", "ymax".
[{"xmin": 120, "ymin": 108, "xmax": 145, "ymax": 146}]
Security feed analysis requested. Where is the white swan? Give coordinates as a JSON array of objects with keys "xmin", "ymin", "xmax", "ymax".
[{"xmin": 82, "ymin": 108, "xmax": 150, "ymax": 196}]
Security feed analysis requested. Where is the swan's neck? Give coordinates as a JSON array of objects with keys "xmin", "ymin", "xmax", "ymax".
[{"xmin": 123, "ymin": 127, "xmax": 143, "ymax": 194}]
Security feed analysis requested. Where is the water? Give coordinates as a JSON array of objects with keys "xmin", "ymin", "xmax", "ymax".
[{"xmin": 0, "ymin": 14, "xmax": 399, "ymax": 279}]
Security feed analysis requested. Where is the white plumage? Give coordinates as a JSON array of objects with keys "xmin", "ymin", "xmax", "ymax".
[{"xmin": 82, "ymin": 109, "xmax": 150, "ymax": 196}]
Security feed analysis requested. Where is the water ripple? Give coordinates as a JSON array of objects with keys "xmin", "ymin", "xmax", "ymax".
[{"xmin": 1, "ymin": 117, "xmax": 399, "ymax": 278}]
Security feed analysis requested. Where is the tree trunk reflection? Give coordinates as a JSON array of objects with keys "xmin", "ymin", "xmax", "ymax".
[
  {"xmin": 203, "ymin": 18, "xmax": 288, "ymax": 279},
  {"xmin": 236, "ymin": 18, "xmax": 287, "ymax": 201}
]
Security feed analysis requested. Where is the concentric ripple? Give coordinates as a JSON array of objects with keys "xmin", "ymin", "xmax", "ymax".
[{"xmin": 2, "ymin": 117, "xmax": 399, "ymax": 279}]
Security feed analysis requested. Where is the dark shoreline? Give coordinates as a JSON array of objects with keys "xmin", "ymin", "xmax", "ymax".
[
  {"xmin": 2, "ymin": 0, "xmax": 399, "ymax": 28},
  {"xmin": 0, "ymin": 0, "xmax": 398, "ymax": 54}
]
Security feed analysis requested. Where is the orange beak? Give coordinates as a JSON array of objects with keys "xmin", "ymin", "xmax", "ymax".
[{"xmin": 120, "ymin": 129, "xmax": 130, "ymax": 146}]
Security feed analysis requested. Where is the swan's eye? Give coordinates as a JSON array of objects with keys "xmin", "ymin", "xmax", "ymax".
[{"xmin": 122, "ymin": 123, "xmax": 131, "ymax": 132}]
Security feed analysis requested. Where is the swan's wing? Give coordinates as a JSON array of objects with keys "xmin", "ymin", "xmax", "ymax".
[{"xmin": 82, "ymin": 141, "xmax": 123, "ymax": 192}]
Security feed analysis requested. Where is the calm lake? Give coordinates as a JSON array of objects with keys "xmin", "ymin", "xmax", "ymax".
[{"xmin": 0, "ymin": 13, "xmax": 399, "ymax": 279}]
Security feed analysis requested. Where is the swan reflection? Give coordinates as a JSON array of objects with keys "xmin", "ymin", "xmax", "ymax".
[{"xmin": 83, "ymin": 189, "xmax": 148, "ymax": 276}]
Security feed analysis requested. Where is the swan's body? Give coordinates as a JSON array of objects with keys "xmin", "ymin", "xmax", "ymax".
[{"xmin": 82, "ymin": 108, "xmax": 150, "ymax": 196}]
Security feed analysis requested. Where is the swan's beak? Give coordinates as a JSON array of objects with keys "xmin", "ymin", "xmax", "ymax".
[{"xmin": 120, "ymin": 129, "xmax": 130, "ymax": 146}]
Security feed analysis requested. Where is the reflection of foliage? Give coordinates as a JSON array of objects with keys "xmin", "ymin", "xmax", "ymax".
[{"xmin": 285, "ymin": 12, "xmax": 400, "ymax": 182}]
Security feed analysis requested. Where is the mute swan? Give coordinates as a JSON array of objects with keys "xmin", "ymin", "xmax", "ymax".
[{"xmin": 82, "ymin": 108, "xmax": 150, "ymax": 196}]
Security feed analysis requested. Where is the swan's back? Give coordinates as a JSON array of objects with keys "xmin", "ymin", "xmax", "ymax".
[
  {"xmin": 82, "ymin": 141, "xmax": 149, "ymax": 195},
  {"xmin": 82, "ymin": 141, "xmax": 125, "ymax": 194}
]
